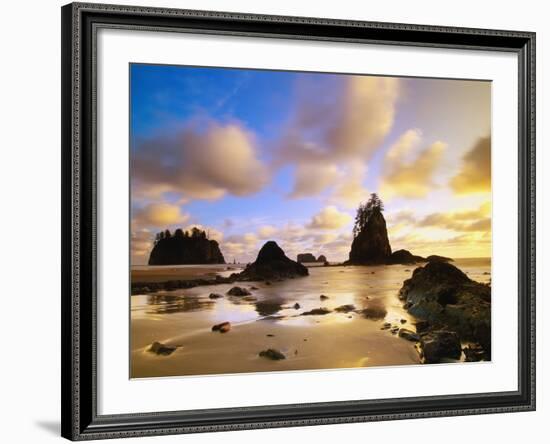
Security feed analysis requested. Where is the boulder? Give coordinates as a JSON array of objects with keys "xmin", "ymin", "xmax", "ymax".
[
  {"xmin": 419, "ymin": 330, "xmax": 461, "ymax": 363},
  {"xmin": 226, "ymin": 286, "xmax": 251, "ymax": 296},
  {"xmin": 317, "ymin": 255, "xmax": 328, "ymax": 263},
  {"xmin": 236, "ymin": 241, "xmax": 308, "ymax": 280},
  {"xmin": 359, "ymin": 304, "xmax": 387, "ymax": 320},
  {"xmin": 398, "ymin": 328, "xmax": 420, "ymax": 342},
  {"xmin": 209, "ymin": 293, "xmax": 223, "ymax": 299},
  {"xmin": 297, "ymin": 253, "xmax": 317, "ymax": 263},
  {"xmin": 334, "ymin": 304, "xmax": 356, "ymax": 313},
  {"xmin": 301, "ymin": 307, "xmax": 331, "ymax": 316},
  {"xmin": 212, "ymin": 321, "xmax": 231, "ymax": 333},
  {"xmin": 347, "ymin": 209, "xmax": 392, "ymax": 265},
  {"xmin": 147, "ymin": 341, "xmax": 177, "ymax": 356},
  {"xmin": 399, "ymin": 261, "xmax": 491, "ymax": 354},
  {"xmin": 259, "ymin": 349, "xmax": 286, "ymax": 360},
  {"xmin": 387, "ymin": 249, "xmax": 425, "ymax": 265}
]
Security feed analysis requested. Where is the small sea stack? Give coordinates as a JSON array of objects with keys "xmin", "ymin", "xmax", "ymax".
[{"xmin": 236, "ymin": 241, "xmax": 308, "ymax": 280}]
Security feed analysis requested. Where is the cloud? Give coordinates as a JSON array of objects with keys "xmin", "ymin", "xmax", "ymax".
[
  {"xmin": 418, "ymin": 202, "xmax": 491, "ymax": 232},
  {"xmin": 450, "ymin": 136, "xmax": 491, "ymax": 194},
  {"xmin": 279, "ymin": 76, "xmax": 400, "ymax": 199},
  {"xmin": 380, "ymin": 129, "xmax": 447, "ymax": 199},
  {"xmin": 132, "ymin": 121, "xmax": 269, "ymax": 200},
  {"xmin": 307, "ymin": 206, "xmax": 352, "ymax": 230},
  {"xmin": 257, "ymin": 225, "xmax": 278, "ymax": 239},
  {"xmin": 289, "ymin": 163, "xmax": 340, "ymax": 198},
  {"xmin": 131, "ymin": 228, "xmax": 154, "ymax": 264},
  {"xmin": 330, "ymin": 163, "xmax": 370, "ymax": 208},
  {"xmin": 132, "ymin": 202, "xmax": 190, "ymax": 228}
]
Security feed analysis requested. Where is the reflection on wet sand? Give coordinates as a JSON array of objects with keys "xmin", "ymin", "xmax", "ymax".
[{"xmin": 131, "ymin": 259, "xmax": 491, "ymax": 378}]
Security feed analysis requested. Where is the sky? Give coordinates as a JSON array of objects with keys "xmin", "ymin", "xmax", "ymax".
[{"xmin": 130, "ymin": 63, "xmax": 491, "ymax": 265}]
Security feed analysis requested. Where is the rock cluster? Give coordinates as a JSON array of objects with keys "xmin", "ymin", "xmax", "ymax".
[{"xmin": 399, "ymin": 261, "xmax": 491, "ymax": 361}]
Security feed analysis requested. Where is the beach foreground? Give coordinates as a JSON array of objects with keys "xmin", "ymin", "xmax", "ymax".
[{"xmin": 130, "ymin": 259, "xmax": 490, "ymax": 378}]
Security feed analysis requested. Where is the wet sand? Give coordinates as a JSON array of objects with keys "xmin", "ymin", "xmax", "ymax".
[{"xmin": 131, "ymin": 259, "xmax": 491, "ymax": 378}]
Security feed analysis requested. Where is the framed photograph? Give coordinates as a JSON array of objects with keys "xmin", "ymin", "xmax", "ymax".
[{"xmin": 61, "ymin": 2, "xmax": 536, "ymax": 440}]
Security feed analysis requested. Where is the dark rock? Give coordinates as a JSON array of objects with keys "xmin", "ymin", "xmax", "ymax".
[
  {"xmin": 301, "ymin": 307, "xmax": 331, "ymax": 316},
  {"xmin": 147, "ymin": 341, "xmax": 177, "ymax": 356},
  {"xmin": 148, "ymin": 228, "xmax": 225, "ymax": 265},
  {"xmin": 227, "ymin": 286, "xmax": 251, "ymax": 296},
  {"xmin": 293, "ymin": 303, "xmax": 301, "ymax": 309},
  {"xmin": 317, "ymin": 255, "xmax": 327, "ymax": 263},
  {"xmin": 211, "ymin": 321, "xmax": 231, "ymax": 333},
  {"xmin": 297, "ymin": 253, "xmax": 317, "ymax": 263},
  {"xmin": 381, "ymin": 322, "xmax": 392, "ymax": 330},
  {"xmin": 387, "ymin": 249, "xmax": 425, "ymax": 265},
  {"xmin": 347, "ymin": 209, "xmax": 392, "ymax": 265},
  {"xmin": 259, "ymin": 348, "xmax": 286, "ymax": 360},
  {"xmin": 237, "ymin": 241, "xmax": 308, "ymax": 281},
  {"xmin": 266, "ymin": 334, "xmax": 275, "ymax": 337},
  {"xmin": 249, "ymin": 286, "xmax": 259, "ymax": 290},
  {"xmin": 209, "ymin": 293, "xmax": 223, "ymax": 299},
  {"xmin": 399, "ymin": 261, "xmax": 491, "ymax": 354},
  {"xmin": 334, "ymin": 304, "xmax": 356, "ymax": 313},
  {"xmin": 426, "ymin": 255, "xmax": 453, "ymax": 263},
  {"xmin": 398, "ymin": 328, "xmax": 420, "ymax": 342},
  {"xmin": 463, "ymin": 344, "xmax": 488, "ymax": 362},
  {"xmin": 400, "ymin": 319, "xmax": 407, "ymax": 324},
  {"xmin": 419, "ymin": 330, "xmax": 461, "ymax": 363},
  {"xmin": 320, "ymin": 294, "xmax": 329, "ymax": 300},
  {"xmin": 414, "ymin": 320, "xmax": 431, "ymax": 333},
  {"xmin": 359, "ymin": 304, "xmax": 387, "ymax": 320}
]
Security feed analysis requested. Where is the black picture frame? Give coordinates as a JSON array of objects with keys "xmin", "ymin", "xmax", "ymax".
[{"xmin": 61, "ymin": 2, "xmax": 536, "ymax": 440}]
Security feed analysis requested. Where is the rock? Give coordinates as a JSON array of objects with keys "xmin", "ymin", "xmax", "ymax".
[
  {"xmin": 297, "ymin": 253, "xmax": 317, "ymax": 263},
  {"xmin": 347, "ymin": 209, "xmax": 392, "ymax": 265},
  {"xmin": 259, "ymin": 348, "xmax": 286, "ymax": 360},
  {"xmin": 359, "ymin": 304, "xmax": 387, "ymax": 320},
  {"xmin": 381, "ymin": 322, "xmax": 392, "ymax": 330},
  {"xmin": 398, "ymin": 328, "xmax": 420, "ymax": 342},
  {"xmin": 320, "ymin": 294, "xmax": 329, "ymax": 300},
  {"xmin": 419, "ymin": 330, "xmax": 461, "ymax": 363},
  {"xmin": 265, "ymin": 281, "xmax": 272, "ymax": 285},
  {"xmin": 209, "ymin": 293, "xmax": 223, "ymax": 299},
  {"xmin": 147, "ymin": 341, "xmax": 177, "ymax": 356},
  {"xmin": 237, "ymin": 241, "xmax": 308, "ymax": 281},
  {"xmin": 227, "ymin": 286, "xmax": 252, "ymax": 296},
  {"xmin": 301, "ymin": 307, "xmax": 331, "ymax": 316},
  {"xmin": 463, "ymin": 344, "xmax": 488, "ymax": 362},
  {"xmin": 400, "ymin": 319, "xmax": 407, "ymax": 324},
  {"xmin": 148, "ymin": 227, "xmax": 225, "ymax": 265},
  {"xmin": 249, "ymin": 286, "xmax": 259, "ymax": 290},
  {"xmin": 390, "ymin": 326, "xmax": 399, "ymax": 334},
  {"xmin": 414, "ymin": 320, "xmax": 431, "ymax": 333},
  {"xmin": 293, "ymin": 303, "xmax": 301, "ymax": 309},
  {"xmin": 387, "ymin": 249, "xmax": 425, "ymax": 265},
  {"xmin": 242, "ymin": 295, "xmax": 257, "ymax": 302},
  {"xmin": 426, "ymin": 255, "xmax": 453, "ymax": 263},
  {"xmin": 334, "ymin": 304, "xmax": 356, "ymax": 313},
  {"xmin": 317, "ymin": 255, "xmax": 327, "ymax": 263},
  {"xmin": 212, "ymin": 321, "xmax": 231, "ymax": 333},
  {"xmin": 266, "ymin": 334, "xmax": 275, "ymax": 337},
  {"xmin": 399, "ymin": 261, "xmax": 491, "ymax": 354}
]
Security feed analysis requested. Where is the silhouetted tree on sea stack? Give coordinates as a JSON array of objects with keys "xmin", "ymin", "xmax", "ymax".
[{"xmin": 353, "ymin": 193, "xmax": 385, "ymax": 238}]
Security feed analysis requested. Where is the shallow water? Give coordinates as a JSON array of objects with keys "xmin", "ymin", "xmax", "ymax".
[{"xmin": 130, "ymin": 259, "xmax": 491, "ymax": 378}]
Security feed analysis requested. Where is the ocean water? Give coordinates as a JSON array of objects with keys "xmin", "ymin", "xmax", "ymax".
[{"xmin": 130, "ymin": 259, "xmax": 491, "ymax": 378}]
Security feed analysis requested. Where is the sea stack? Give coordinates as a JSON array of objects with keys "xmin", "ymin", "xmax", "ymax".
[
  {"xmin": 148, "ymin": 227, "xmax": 225, "ymax": 265},
  {"xmin": 347, "ymin": 208, "xmax": 392, "ymax": 265},
  {"xmin": 237, "ymin": 241, "xmax": 308, "ymax": 280}
]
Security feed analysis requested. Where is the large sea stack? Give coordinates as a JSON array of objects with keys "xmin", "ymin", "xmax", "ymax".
[
  {"xmin": 237, "ymin": 241, "xmax": 308, "ymax": 280},
  {"xmin": 347, "ymin": 208, "xmax": 392, "ymax": 265},
  {"xmin": 148, "ymin": 228, "xmax": 225, "ymax": 265}
]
